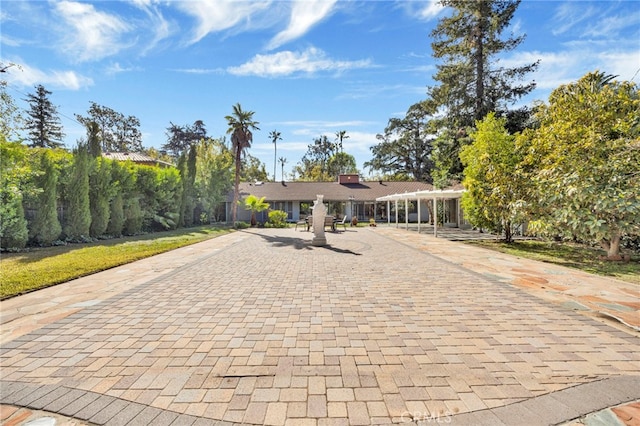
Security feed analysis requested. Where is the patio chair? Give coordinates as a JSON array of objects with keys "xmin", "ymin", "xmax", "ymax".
[
  {"xmin": 335, "ymin": 215, "xmax": 347, "ymax": 231},
  {"xmin": 295, "ymin": 216, "xmax": 310, "ymax": 231}
]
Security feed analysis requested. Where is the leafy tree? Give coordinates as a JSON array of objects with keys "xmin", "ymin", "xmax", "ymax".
[
  {"xmin": 225, "ymin": 103, "xmax": 259, "ymax": 226},
  {"xmin": 75, "ymin": 102, "xmax": 142, "ymax": 152},
  {"xmin": 194, "ymin": 138, "xmax": 233, "ymax": 223},
  {"xmin": 0, "ymin": 81, "xmax": 24, "ymax": 141},
  {"xmin": 24, "ymin": 85, "xmax": 65, "ymax": 148},
  {"xmin": 366, "ymin": 102, "xmax": 435, "ymax": 182},
  {"xmin": 525, "ymin": 71, "xmax": 640, "ymax": 259},
  {"xmin": 269, "ymin": 130, "xmax": 282, "ymax": 181},
  {"xmin": 428, "ymin": 0, "xmax": 538, "ymax": 182},
  {"xmin": 243, "ymin": 194, "xmax": 270, "ymax": 226},
  {"xmin": 86, "ymin": 121, "xmax": 102, "ymax": 158},
  {"xmin": 89, "ymin": 157, "xmax": 112, "ymax": 237},
  {"xmin": 328, "ymin": 152, "xmax": 358, "ymax": 178},
  {"xmin": 242, "ymin": 153, "xmax": 268, "ymax": 182},
  {"xmin": 30, "ymin": 151, "xmax": 62, "ymax": 245},
  {"xmin": 460, "ymin": 113, "xmax": 528, "ymax": 242},
  {"xmin": 63, "ymin": 144, "xmax": 92, "ymax": 240},
  {"xmin": 163, "ymin": 120, "xmax": 207, "ymax": 158},
  {"xmin": 293, "ymin": 135, "xmax": 339, "ymax": 181}
]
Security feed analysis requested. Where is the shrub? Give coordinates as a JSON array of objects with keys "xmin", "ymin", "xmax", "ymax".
[
  {"xmin": 267, "ymin": 210, "xmax": 288, "ymax": 228},
  {"xmin": 30, "ymin": 151, "xmax": 62, "ymax": 245}
]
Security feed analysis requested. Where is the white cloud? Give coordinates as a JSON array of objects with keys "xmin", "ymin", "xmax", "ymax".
[
  {"xmin": 4, "ymin": 60, "xmax": 93, "ymax": 90},
  {"xmin": 418, "ymin": 0, "xmax": 445, "ymax": 20},
  {"xmin": 551, "ymin": 3, "xmax": 598, "ymax": 36},
  {"xmin": 227, "ymin": 47, "xmax": 373, "ymax": 77},
  {"xmin": 502, "ymin": 48, "xmax": 640, "ymax": 99},
  {"xmin": 130, "ymin": 0, "xmax": 174, "ymax": 54},
  {"xmin": 267, "ymin": 0, "xmax": 338, "ymax": 50},
  {"xmin": 175, "ymin": 1, "xmax": 271, "ymax": 44},
  {"xmin": 54, "ymin": 1, "xmax": 131, "ymax": 62}
]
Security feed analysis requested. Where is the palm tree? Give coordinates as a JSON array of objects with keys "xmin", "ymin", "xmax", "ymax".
[
  {"xmin": 279, "ymin": 157, "xmax": 287, "ymax": 182},
  {"xmin": 243, "ymin": 194, "xmax": 270, "ymax": 227},
  {"xmin": 335, "ymin": 130, "xmax": 349, "ymax": 152},
  {"xmin": 225, "ymin": 103, "xmax": 260, "ymax": 226},
  {"xmin": 269, "ymin": 130, "xmax": 282, "ymax": 181}
]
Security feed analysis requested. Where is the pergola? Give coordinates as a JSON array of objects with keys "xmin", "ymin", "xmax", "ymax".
[{"xmin": 376, "ymin": 189, "xmax": 466, "ymax": 237}]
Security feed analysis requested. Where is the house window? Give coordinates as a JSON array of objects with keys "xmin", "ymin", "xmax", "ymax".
[{"xmin": 272, "ymin": 201, "xmax": 293, "ymax": 220}]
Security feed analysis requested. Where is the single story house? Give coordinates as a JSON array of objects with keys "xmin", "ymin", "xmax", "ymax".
[{"xmin": 228, "ymin": 174, "xmax": 466, "ymax": 226}]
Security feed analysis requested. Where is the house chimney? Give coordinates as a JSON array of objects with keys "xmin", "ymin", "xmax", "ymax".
[{"xmin": 338, "ymin": 174, "xmax": 359, "ymax": 184}]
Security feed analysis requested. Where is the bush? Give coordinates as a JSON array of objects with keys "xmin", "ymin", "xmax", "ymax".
[
  {"xmin": 0, "ymin": 186, "xmax": 28, "ymax": 249},
  {"xmin": 267, "ymin": 210, "xmax": 288, "ymax": 228},
  {"xmin": 234, "ymin": 221, "xmax": 250, "ymax": 229}
]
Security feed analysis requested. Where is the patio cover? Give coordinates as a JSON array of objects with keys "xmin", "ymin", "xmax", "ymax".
[{"xmin": 376, "ymin": 189, "xmax": 466, "ymax": 237}]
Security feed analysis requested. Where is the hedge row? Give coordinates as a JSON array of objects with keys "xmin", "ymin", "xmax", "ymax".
[{"xmin": 1, "ymin": 142, "xmax": 207, "ymax": 250}]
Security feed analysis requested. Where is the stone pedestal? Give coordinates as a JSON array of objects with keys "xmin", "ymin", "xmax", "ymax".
[{"xmin": 311, "ymin": 195, "xmax": 327, "ymax": 247}]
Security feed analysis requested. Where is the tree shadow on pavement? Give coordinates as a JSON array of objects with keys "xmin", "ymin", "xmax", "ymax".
[{"xmin": 254, "ymin": 233, "xmax": 361, "ymax": 255}]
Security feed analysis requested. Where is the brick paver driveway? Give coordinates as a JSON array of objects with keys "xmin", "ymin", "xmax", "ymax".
[{"xmin": 1, "ymin": 227, "xmax": 638, "ymax": 425}]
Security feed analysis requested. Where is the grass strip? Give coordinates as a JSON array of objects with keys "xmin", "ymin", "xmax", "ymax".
[
  {"xmin": 0, "ymin": 226, "xmax": 232, "ymax": 299},
  {"xmin": 465, "ymin": 239, "xmax": 640, "ymax": 285}
]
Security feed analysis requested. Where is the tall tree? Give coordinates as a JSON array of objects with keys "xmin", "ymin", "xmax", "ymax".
[
  {"xmin": 29, "ymin": 151, "xmax": 62, "ymax": 245},
  {"xmin": 163, "ymin": 120, "xmax": 208, "ymax": 158},
  {"xmin": 365, "ymin": 102, "xmax": 435, "ymax": 182},
  {"xmin": 64, "ymin": 144, "xmax": 91, "ymax": 240},
  {"xmin": 76, "ymin": 102, "xmax": 142, "ymax": 152},
  {"xmin": 225, "ymin": 103, "xmax": 259, "ymax": 226},
  {"xmin": 242, "ymin": 153, "xmax": 268, "ymax": 183},
  {"xmin": 335, "ymin": 130, "xmax": 349, "ymax": 152},
  {"xmin": 429, "ymin": 0, "xmax": 538, "ymax": 182},
  {"xmin": 328, "ymin": 152, "xmax": 358, "ymax": 178},
  {"xmin": 269, "ymin": 130, "xmax": 282, "ymax": 181},
  {"xmin": 24, "ymin": 85, "xmax": 65, "ymax": 148},
  {"xmin": 524, "ymin": 71, "xmax": 640, "ymax": 259},
  {"xmin": 293, "ymin": 135, "xmax": 338, "ymax": 181},
  {"xmin": 279, "ymin": 157, "xmax": 287, "ymax": 182}
]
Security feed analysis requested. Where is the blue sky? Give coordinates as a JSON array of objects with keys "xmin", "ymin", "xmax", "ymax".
[{"xmin": 2, "ymin": 0, "xmax": 639, "ymax": 180}]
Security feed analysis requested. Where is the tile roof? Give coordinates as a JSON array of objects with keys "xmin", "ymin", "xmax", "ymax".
[{"xmin": 229, "ymin": 180, "xmax": 445, "ymax": 202}]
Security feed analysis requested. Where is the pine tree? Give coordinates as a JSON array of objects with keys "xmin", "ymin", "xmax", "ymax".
[
  {"xmin": 429, "ymin": 0, "xmax": 538, "ymax": 183},
  {"xmin": 24, "ymin": 85, "xmax": 65, "ymax": 148}
]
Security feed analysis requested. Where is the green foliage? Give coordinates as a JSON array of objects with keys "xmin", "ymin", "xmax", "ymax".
[
  {"xmin": 0, "ymin": 140, "xmax": 30, "ymax": 249},
  {"xmin": 241, "ymin": 153, "xmax": 269, "ymax": 182},
  {"xmin": 294, "ymin": 135, "xmax": 339, "ymax": 181},
  {"xmin": 460, "ymin": 113, "xmax": 528, "ymax": 242},
  {"xmin": 365, "ymin": 102, "xmax": 434, "ymax": 182},
  {"xmin": 30, "ymin": 151, "xmax": 62, "ymax": 245},
  {"xmin": 89, "ymin": 157, "xmax": 112, "ymax": 237},
  {"xmin": 267, "ymin": 210, "xmax": 289, "ymax": 228},
  {"xmin": 63, "ymin": 145, "xmax": 91, "ymax": 240},
  {"xmin": 0, "ymin": 186, "xmax": 28, "ymax": 249},
  {"xmin": 525, "ymin": 71, "xmax": 640, "ymax": 258},
  {"xmin": 194, "ymin": 138, "xmax": 233, "ymax": 222},
  {"xmin": 327, "ymin": 152, "xmax": 358, "ymax": 179},
  {"xmin": 0, "ymin": 81, "xmax": 24, "ymax": 141},
  {"xmin": 107, "ymin": 193, "xmax": 125, "ymax": 236}
]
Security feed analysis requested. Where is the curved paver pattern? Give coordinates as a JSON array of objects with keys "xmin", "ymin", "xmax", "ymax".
[{"xmin": 1, "ymin": 227, "xmax": 638, "ymax": 425}]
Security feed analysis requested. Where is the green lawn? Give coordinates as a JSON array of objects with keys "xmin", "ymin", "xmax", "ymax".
[
  {"xmin": 0, "ymin": 226, "xmax": 232, "ymax": 299},
  {"xmin": 465, "ymin": 239, "xmax": 640, "ymax": 285}
]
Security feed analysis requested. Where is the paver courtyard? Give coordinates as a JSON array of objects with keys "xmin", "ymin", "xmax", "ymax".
[{"xmin": 1, "ymin": 227, "xmax": 638, "ymax": 425}]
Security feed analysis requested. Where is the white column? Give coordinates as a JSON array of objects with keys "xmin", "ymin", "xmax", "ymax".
[
  {"xmin": 387, "ymin": 201, "xmax": 391, "ymax": 225},
  {"xmin": 417, "ymin": 198, "xmax": 421, "ymax": 233},
  {"xmin": 395, "ymin": 200, "xmax": 399, "ymax": 228},
  {"xmin": 433, "ymin": 197, "xmax": 438, "ymax": 238},
  {"xmin": 405, "ymin": 198, "xmax": 409, "ymax": 230}
]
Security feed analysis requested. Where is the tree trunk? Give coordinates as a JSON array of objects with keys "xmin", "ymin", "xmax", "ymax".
[
  {"xmin": 601, "ymin": 231, "xmax": 622, "ymax": 260},
  {"xmin": 232, "ymin": 149, "xmax": 240, "ymax": 227},
  {"xmin": 504, "ymin": 220, "xmax": 512, "ymax": 243}
]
